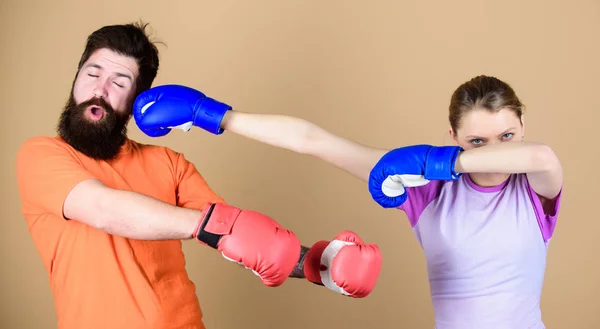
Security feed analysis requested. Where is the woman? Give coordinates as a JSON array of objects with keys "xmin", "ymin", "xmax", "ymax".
[{"xmin": 135, "ymin": 75, "xmax": 563, "ymax": 329}]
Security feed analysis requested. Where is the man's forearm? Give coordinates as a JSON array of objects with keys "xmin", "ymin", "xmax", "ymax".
[
  {"xmin": 289, "ymin": 245, "xmax": 311, "ymax": 278},
  {"xmin": 95, "ymin": 187, "xmax": 202, "ymax": 241},
  {"xmin": 102, "ymin": 189, "xmax": 313, "ymax": 278}
]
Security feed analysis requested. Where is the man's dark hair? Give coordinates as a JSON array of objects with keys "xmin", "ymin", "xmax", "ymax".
[
  {"xmin": 76, "ymin": 20, "xmax": 161, "ymax": 96},
  {"xmin": 56, "ymin": 21, "xmax": 163, "ymax": 161}
]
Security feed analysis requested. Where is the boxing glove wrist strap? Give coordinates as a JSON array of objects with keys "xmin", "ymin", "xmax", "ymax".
[
  {"xmin": 193, "ymin": 203, "xmax": 222, "ymax": 248},
  {"xmin": 303, "ymin": 241, "xmax": 329, "ymax": 286},
  {"xmin": 193, "ymin": 203, "xmax": 243, "ymax": 248},
  {"xmin": 193, "ymin": 98, "xmax": 232, "ymax": 135},
  {"xmin": 424, "ymin": 146, "xmax": 463, "ymax": 180}
]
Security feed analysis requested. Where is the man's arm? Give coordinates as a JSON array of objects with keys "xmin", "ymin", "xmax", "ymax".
[
  {"xmin": 289, "ymin": 245, "xmax": 310, "ymax": 278},
  {"xmin": 16, "ymin": 138, "xmax": 203, "ymax": 241},
  {"xmin": 221, "ymin": 111, "xmax": 388, "ymax": 183},
  {"xmin": 67, "ymin": 178, "xmax": 313, "ymax": 277},
  {"xmin": 64, "ymin": 179, "xmax": 201, "ymax": 240}
]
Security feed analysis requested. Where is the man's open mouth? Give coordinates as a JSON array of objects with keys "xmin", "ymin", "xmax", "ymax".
[{"xmin": 87, "ymin": 105, "xmax": 105, "ymax": 121}]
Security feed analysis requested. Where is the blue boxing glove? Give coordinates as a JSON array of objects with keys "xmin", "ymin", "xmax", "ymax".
[
  {"xmin": 133, "ymin": 84, "xmax": 232, "ymax": 137},
  {"xmin": 368, "ymin": 145, "xmax": 463, "ymax": 208}
]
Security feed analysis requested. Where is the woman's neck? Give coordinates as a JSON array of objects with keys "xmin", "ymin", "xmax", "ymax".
[{"xmin": 468, "ymin": 172, "xmax": 511, "ymax": 187}]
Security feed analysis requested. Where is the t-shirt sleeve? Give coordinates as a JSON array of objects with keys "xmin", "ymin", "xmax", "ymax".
[
  {"xmin": 523, "ymin": 174, "xmax": 563, "ymax": 243},
  {"xmin": 397, "ymin": 180, "xmax": 444, "ymax": 227},
  {"xmin": 172, "ymin": 152, "xmax": 225, "ymax": 210},
  {"xmin": 16, "ymin": 137, "xmax": 97, "ymax": 219}
]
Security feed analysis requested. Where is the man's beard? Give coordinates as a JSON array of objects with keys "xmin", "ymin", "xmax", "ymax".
[{"xmin": 57, "ymin": 93, "xmax": 131, "ymax": 161}]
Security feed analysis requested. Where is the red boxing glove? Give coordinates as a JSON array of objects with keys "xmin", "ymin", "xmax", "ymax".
[
  {"xmin": 193, "ymin": 202, "xmax": 301, "ymax": 287},
  {"xmin": 303, "ymin": 230, "xmax": 382, "ymax": 298}
]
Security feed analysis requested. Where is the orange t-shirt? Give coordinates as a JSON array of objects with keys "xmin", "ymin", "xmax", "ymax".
[{"xmin": 15, "ymin": 136, "xmax": 224, "ymax": 329}]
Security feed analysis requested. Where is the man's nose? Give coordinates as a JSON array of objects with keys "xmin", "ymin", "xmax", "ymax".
[{"xmin": 92, "ymin": 79, "xmax": 109, "ymax": 98}]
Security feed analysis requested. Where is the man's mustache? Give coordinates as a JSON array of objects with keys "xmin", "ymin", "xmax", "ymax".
[{"xmin": 75, "ymin": 97, "xmax": 115, "ymax": 114}]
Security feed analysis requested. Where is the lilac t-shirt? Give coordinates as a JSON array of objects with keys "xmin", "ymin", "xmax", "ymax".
[{"xmin": 399, "ymin": 173, "xmax": 562, "ymax": 329}]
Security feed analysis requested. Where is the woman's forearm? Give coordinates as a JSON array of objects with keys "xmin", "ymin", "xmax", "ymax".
[
  {"xmin": 220, "ymin": 111, "xmax": 388, "ymax": 182},
  {"xmin": 221, "ymin": 111, "xmax": 315, "ymax": 154},
  {"xmin": 96, "ymin": 187, "xmax": 202, "ymax": 240},
  {"xmin": 453, "ymin": 142, "xmax": 558, "ymax": 174}
]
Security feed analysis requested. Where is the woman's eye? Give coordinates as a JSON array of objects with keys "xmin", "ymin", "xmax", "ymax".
[
  {"xmin": 88, "ymin": 74, "xmax": 98, "ymax": 78},
  {"xmin": 502, "ymin": 133, "xmax": 514, "ymax": 139},
  {"xmin": 470, "ymin": 139, "xmax": 483, "ymax": 145}
]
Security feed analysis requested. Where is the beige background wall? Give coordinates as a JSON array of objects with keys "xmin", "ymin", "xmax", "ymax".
[{"xmin": 2, "ymin": 0, "xmax": 599, "ymax": 328}]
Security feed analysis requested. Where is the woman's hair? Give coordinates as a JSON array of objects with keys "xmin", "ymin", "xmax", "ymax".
[{"xmin": 448, "ymin": 75, "xmax": 525, "ymax": 132}]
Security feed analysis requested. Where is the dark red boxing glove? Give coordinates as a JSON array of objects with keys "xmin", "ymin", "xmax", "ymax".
[
  {"xmin": 193, "ymin": 202, "xmax": 301, "ymax": 287},
  {"xmin": 303, "ymin": 230, "xmax": 382, "ymax": 298}
]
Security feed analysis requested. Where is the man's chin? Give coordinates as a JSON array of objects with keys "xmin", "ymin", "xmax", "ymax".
[
  {"xmin": 82, "ymin": 116, "xmax": 108, "ymax": 124},
  {"xmin": 57, "ymin": 94, "xmax": 132, "ymax": 160},
  {"xmin": 57, "ymin": 116, "xmax": 129, "ymax": 161},
  {"xmin": 61, "ymin": 131, "xmax": 127, "ymax": 161}
]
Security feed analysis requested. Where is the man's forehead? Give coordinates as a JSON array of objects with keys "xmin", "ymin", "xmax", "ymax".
[{"xmin": 83, "ymin": 48, "xmax": 139, "ymax": 77}]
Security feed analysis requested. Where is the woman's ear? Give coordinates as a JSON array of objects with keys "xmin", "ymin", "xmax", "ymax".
[
  {"xmin": 448, "ymin": 128, "xmax": 458, "ymax": 145},
  {"xmin": 521, "ymin": 114, "xmax": 526, "ymax": 140}
]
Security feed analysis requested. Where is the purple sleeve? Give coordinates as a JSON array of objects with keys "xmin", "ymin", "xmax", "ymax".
[
  {"xmin": 397, "ymin": 180, "xmax": 444, "ymax": 227},
  {"xmin": 523, "ymin": 174, "xmax": 563, "ymax": 243}
]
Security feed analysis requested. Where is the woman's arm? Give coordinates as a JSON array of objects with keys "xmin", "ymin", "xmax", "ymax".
[
  {"xmin": 221, "ymin": 111, "xmax": 388, "ymax": 182},
  {"xmin": 453, "ymin": 141, "xmax": 563, "ymax": 199}
]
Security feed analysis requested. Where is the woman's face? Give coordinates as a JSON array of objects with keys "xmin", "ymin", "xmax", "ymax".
[
  {"xmin": 449, "ymin": 107, "xmax": 525, "ymax": 185},
  {"xmin": 450, "ymin": 107, "xmax": 524, "ymax": 151}
]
